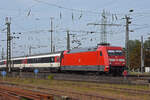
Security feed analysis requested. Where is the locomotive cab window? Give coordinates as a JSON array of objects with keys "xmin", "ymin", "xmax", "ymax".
[
  {"xmin": 115, "ymin": 50, "xmax": 123, "ymax": 56},
  {"xmin": 107, "ymin": 50, "xmax": 123, "ymax": 56}
]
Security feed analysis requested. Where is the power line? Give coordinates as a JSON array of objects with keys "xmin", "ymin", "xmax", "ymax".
[
  {"xmin": 133, "ymin": 25, "xmax": 150, "ymax": 31},
  {"xmin": 34, "ymin": 0, "xmax": 150, "ymax": 17},
  {"xmin": 33, "ymin": 0, "xmax": 104, "ymax": 15}
]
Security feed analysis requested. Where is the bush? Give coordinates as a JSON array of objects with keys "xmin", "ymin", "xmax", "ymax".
[{"xmin": 47, "ymin": 75, "xmax": 54, "ymax": 80}]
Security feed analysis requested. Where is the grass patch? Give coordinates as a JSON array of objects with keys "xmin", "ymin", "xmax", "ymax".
[
  {"xmin": 129, "ymin": 72, "xmax": 150, "ymax": 75},
  {"xmin": 47, "ymin": 75, "xmax": 54, "ymax": 80}
]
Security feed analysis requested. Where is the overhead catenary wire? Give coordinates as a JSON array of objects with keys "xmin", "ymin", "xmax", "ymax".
[
  {"xmin": 33, "ymin": 0, "xmax": 103, "ymax": 14},
  {"xmin": 1, "ymin": 1, "xmax": 150, "ymax": 57}
]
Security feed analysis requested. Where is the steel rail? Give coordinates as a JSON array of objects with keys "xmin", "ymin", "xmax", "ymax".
[{"xmin": 0, "ymin": 85, "xmax": 53, "ymax": 100}]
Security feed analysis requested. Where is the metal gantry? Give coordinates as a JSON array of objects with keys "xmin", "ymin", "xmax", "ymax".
[{"xmin": 6, "ymin": 17, "xmax": 11, "ymax": 72}]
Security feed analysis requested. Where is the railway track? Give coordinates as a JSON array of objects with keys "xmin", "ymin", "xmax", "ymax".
[
  {"xmin": 60, "ymin": 83, "xmax": 150, "ymax": 96},
  {"xmin": 1, "ymin": 72, "xmax": 150, "ymax": 100},
  {"xmin": 9, "ymin": 72, "xmax": 150, "ymax": 85},
  {"xmin": 0, "ymin": 82, "xmax": 53, "ymax": 100},
  {"xmin": 0, "ymin": 81, "xmax": 120, "ymax": 100},
  {"xmin": 0, "ymin": 80, "xmax": 149, "ymax": 100}
]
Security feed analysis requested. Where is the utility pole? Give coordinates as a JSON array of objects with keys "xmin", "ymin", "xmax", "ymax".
[
  {"xmin": 50, "ymin": 17, "xmax": 54, "ymax": 53},
  {"xmin": 122, "ymin": 10, "xmax": 134, "ymax": 69},
  {"xmin": 124, "ymin": 15, "xmax": 131, "ymax": 68},
  {"xmin": 5, "ymin": 17, "xmax": 11, "ymax": 72},
  {"xmin": 141, "ymin": 36, "xmax": 144, "ymax": 73},
  {"xmin": 67, "ymin": 30, "xmax": 70, "ymax": 50},
  {"xmin": 1, "ymin": 48, "xmax": 4, "ymax": 60},
  {"xmin": 28, "ymin": 46, "xmax": 36, "ymax": 55},
  {"xmin": 29, "ymin": 46, "xmax": 32, "ymax": 55},
  {"xmin": 101, "ymin": 10, "xmax": 107, "ymax": 43},
  {"xmin": 53, "ymin": 45, "xmax": 55, "ymax": 52}
]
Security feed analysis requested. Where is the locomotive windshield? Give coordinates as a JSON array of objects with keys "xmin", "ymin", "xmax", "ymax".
[{"xmin": 107, "ymin": 50, "xmax": 123, "ymax": 56}]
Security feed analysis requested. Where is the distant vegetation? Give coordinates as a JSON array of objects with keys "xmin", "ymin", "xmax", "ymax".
[{"xmin": 128, "ymin": 37, "xmax": 150, "ymax": 70}]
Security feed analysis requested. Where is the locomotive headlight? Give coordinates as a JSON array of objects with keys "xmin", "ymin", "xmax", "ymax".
[
  {"xmin": 105, "ymin": 66, "xmax": 109, "ymax": 68},
  {"xmin": 119, "ymin": 59, "xmax": 125, "ymax": 62},
  {"xmin": 109, "ymin": 59, "xmax": 115, "ymax": 62}
]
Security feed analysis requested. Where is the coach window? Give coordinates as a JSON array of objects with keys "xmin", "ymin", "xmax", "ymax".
[
  {"xmin": 41, "ymin": 57, "xmax": 49, "ymax": 63},
  {"xmin": 0, "ymin": 61, "xmax": 3, "ymax": 65},
  {"xmin": 31, "ymin": 59, "xmax": 34, "ymax": 63},
  {"xmin": 14, "ymin": 60, "xmax": 22, "ymax": 64},
  {"xmin": 50, "ymin": 57, "xmax": 55, "ymax": 62},
  {"xmin": 27, "ymin": 59, "xmax": 33, "ymax": 63},
  {"xmin": 37, "ymin": 58, "xmax": 41, "ymax": 63},
  {"xmin": 100, "ymin": 51, "xmax": 102, "ymax": 56},
  {"xmin": 0, "ymin": 61, "xmax": 2, "ymax": 65}
]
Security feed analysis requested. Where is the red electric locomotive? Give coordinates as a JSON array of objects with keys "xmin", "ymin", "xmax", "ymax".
[{"xmin": 60, "ymin": 44, "xmax": 126, "ymax": 75}]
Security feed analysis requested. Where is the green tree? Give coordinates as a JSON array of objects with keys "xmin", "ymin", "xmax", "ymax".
[
  {"xmin": 128, "ymin": 38, "xmax": 150, "ymax": 70},
  {"xmin": 144, "ymin": 37, "xmax": 150, "ymax": 67},
  {"xmin": 128, "ymin": 40, "xmax": 141, "ymax": 70}
]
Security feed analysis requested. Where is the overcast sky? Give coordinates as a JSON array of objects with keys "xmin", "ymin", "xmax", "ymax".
[{"xmin": 0, "ymin": 0, "xmax": 150, "ymax": 57}]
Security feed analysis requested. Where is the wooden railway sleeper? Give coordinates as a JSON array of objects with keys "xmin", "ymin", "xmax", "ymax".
[
  {"xmin": 0, "ymin": 85, "xmax": 53, "ymax": 100},
  {"xmin": 0, "ymin": 89, "xmax": 21, "ymax": 100},
  {"xmin": 0, "ymin": 86, "xmax": 40, "ymax": 100}
]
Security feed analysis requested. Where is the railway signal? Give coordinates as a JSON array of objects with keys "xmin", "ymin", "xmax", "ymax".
[
  {"xmin": 34, "ymin": 69, "xmax": 39, "ymax": 74},
  {"xmin": 1, "ymin": 71, "xmax": 6, "ymax": 80},
  {"xmin": 34, "ymin": 69, "xmax": 39, "ymax": 79},
  {"xmin": 123, "ymin": 70, "xmax": 127, "ymax": 79}
]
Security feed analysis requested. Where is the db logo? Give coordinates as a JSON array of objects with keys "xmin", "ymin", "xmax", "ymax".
[{"xmin": 78, "ymin": 59, "xmax": 81, "ymax": 63}]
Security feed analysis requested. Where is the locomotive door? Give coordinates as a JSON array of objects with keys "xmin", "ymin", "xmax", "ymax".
[{"xmin": 98, "ymin": 51, "xmax": 104, "ymax": 71}]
